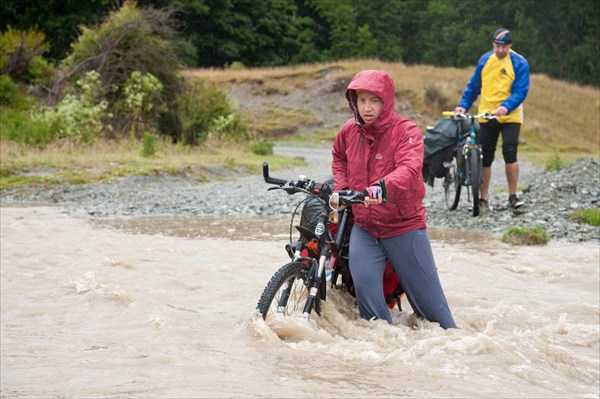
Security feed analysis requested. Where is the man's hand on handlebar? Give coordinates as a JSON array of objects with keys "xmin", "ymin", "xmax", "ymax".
[
  {"xmin": 447, "ymin": 109, "xmax": 497, "ymax": 120},
  {"xmin": 365, "ymin": 185, "xmax": 383, "ymax": 206},
  {"xmin": 495, "ymin": 105, "xmax": 508, "ymax": 116}
]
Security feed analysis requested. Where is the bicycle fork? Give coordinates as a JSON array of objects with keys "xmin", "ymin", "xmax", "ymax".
[
  {"xmin": 303, "ymin": 246, "xmax": 330, "ymax": 319},
  {"xmin": 461, "ymin": 134, "xmax": 476, "ymax": 185},
  {"xmin": 277, "ymin": 240, "xmax": 309, "ymax": 314}
]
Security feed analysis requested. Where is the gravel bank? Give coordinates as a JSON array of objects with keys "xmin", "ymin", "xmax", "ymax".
[{"xmin": 1, "ymin": 151, "xmax": 598, "ymax": 243}]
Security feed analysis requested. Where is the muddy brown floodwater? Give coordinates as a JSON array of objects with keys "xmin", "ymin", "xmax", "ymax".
[{"xmin": 1, "ymin": 206, "xmax": 598, "ymax": 398}]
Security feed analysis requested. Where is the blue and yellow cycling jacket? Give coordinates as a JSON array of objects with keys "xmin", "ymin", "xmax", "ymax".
[{"xmin": 458, "ymin": 49, "xmax": 530, "ymax": 124}]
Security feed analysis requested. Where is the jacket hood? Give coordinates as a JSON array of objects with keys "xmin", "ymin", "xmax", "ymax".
[{"xmin": 345, "ymin": 70, "xmax": 395, "ymax": 130}]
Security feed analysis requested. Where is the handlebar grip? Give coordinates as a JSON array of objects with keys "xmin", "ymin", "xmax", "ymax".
[
  {"xmin": 442, "ymin": 111, "xmax": 455, "ymax": 117},
  {"xmin": 262, "ymin": 162, "xmax": 287, "ymax": 186},
  {"xmin": 262, "ymin": 162, "xmax": 270, "ymax": 180},
  {"xmin": 379, "ymin": 178, "xmax": 388, "ymax": 203}
]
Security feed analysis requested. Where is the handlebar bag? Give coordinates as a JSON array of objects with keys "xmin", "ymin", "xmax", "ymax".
[{"xmin": 299, "ymin": 179, "xmax": 334, "ymax": 233}]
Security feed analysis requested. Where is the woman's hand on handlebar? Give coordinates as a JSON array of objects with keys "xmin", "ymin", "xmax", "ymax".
[
  {"xmin": 454, "ymin": 106, "xmax": 467, "ymax": 114},
  {"xmin": 365, "ymin": 185, "xmax": 383, "ymax": 206}
]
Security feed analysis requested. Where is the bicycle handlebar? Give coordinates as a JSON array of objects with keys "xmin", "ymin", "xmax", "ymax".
[
  {"xmin": 443, "ymin": 111, "xmax": 496, "ymax": 120},
  {"xmin": 262, "ymin": 162, "xmax": 387, "ymax": 205},
  {"xmin": 262, "ymin": 163, "xmax": 287, "ymax": 186}
]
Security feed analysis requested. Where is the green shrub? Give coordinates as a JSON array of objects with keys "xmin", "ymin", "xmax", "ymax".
[
  {"xmin": 0, "ymin": 75, "xmax": 19, "ymax": 106},
  {"xmin": 0, "ymin": 107, "xmax": 52, "ymax": 146},
  {"xmin": 571, "ymin": 208, "xmax": 600, "ymax": 226},
  {"xmin": 0, "ymin": 74, "xmax": 31, "ymax": 111},
  {"xmin": 25, "ymin": 55, "xmax": 55, "ymax": 85},
  {"xmin": 229, "ymin": 61, "xmax": 246, "ymax": 70},
  {"xmin": 501, "ymin": 226, "xmax": 550, "ymax": 246},
  {"xmin": 249, "ymin": 140, "xmax": 274, "ymax": 156},
  {"xmin": 545, "ymin": 150, "xmax": 563, "ymax": 171},
  {"xmin": 177, "ymin": 81, "xmax": 246, "ymax": 145},
  {"xmin": 0, "ymin": 26, "xmax": 50, "ymax": 83},
  {"xmin": 57, "ymin": 1, "xmax": 184, "ymax": 139},
  {"xmin": 209, "ymin": 114, "xmax": 244, "ymax": 140},
  {"xmin": 33, "ymin": 70, "xmax": 108, "ymax": 143},
  {"xmin": 123, "ymin": 71, "xmax": 164, "ymax": 138},
  {"xmin": 141, "ymin": 132, "xmax": 157, "ymax": 157}
]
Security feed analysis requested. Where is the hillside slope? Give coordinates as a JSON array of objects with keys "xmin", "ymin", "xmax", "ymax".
[{"xmin": 184, "ymin": 60, "xmax": 600, "ymax": 160}]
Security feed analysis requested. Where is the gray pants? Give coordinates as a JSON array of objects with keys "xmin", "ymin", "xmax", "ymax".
[{"xmin": 349, "ymin": 225, "xmax": 456, "ymax": 329}]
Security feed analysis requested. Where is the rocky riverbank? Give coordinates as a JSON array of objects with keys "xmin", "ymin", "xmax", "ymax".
[
  {"xmin": 425, "ymin": 157, "xmax": 599, "ymax": 242},
  {"xmin": 1, "ymin": 154, "xmax": 598, "ymax": 243}
]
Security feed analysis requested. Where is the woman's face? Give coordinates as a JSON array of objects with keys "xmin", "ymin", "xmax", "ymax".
[{"xmin": 356, "ymin": 89, "xmax": 383, "ymax": 125}]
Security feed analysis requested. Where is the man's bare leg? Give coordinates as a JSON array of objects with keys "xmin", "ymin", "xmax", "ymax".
[
  {"xmin": 480, "ymin": 166, "xmax": 492, "ymax": 201},
  {"xmin": 506, "ymin": 162, "xmax": 519, "ymax": 196}
]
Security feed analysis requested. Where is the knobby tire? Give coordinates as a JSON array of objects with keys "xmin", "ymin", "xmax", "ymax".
[
  {"xmin": 257, "ymin": 261, "xmax": 321, "ymax": 321},
  {"xmin": 444, "ymin": 155, "xmax": 461, "ymax": 210}
]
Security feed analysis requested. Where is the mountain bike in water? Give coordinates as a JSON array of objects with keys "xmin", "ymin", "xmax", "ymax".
[
  {"xmin": 441, "ymin": 111, "xmax": 496, "ymax": 217},
  {"xmin": 257, "ymin": 162, "xmax": 404, "ymax": 322}
]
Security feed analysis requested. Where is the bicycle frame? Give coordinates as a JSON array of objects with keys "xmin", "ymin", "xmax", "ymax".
[
  {"xmin": 442, "ymin": 111, "xmax": 495, "ymax": 216},
  {"xmin": 257, "ymin": 162, "xmax": 397, "ymax": 321},
  {"xmin": 457, "ymin": 117, "xmax": 480, "ymax": 186}
]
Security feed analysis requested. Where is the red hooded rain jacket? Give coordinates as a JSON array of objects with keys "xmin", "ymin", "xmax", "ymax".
[{"xmin": 332, "ymin": 70, "xmax": 427, "ymax": 239}]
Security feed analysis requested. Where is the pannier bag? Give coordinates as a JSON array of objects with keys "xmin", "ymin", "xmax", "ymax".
[{"xmin": 422, "ymin": 116, "xmax": 479, "ymax": 187}]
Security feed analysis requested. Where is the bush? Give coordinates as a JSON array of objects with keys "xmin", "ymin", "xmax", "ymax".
[
  {"xmin": 249, "ymin": 140, "xmax": 274, "ymax": 156},
  {"xmin": 141, "ymin": 132, "xmax": 157, "ymax": 157},
  {"xmin": 229, "ymin": 61, "xmax": 246, "ymax": 70},
  {"xmin": 122, "ymin": 71, "xmax": 164, "ymax": 138},
  {"xmin": 24, "ymin": 55, "xmax": 55, "ymax": 85},
  {"xmin": 545, "ymin": 150, "xmax": 563, "ymax": 171},
  {"xmin": 0, "ymin": 107, "xmax": 52, "ymax": 146},
  {"xmin": 56, "ymin": 1, "xmax": 184, "ymax": 139},
  {"xmin": 0, "ymin": 26, "xmax": 52, "ymax": 83},
  {"xmin": 33, "ymin": 70, "xmax": 108, "ymax": 143},
  {"xmin": 177, "ymin": 81, "xmax": 246, "ymax": 145},
  {"xmin": 501, "ymin": 226, "xmax": 550, "ymax": 246},
  {"xmin": 0, "ymin": 74, "xmax": 19, "ymax": 106}
]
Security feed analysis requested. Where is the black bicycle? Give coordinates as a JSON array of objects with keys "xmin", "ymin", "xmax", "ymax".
[
  {"xmin": 441, "ymin": 111, "xmax": 496, "ymax": 217},
  {"xmin": 256, "ymin": 162, "xmax": 403, "ymax": 322}
]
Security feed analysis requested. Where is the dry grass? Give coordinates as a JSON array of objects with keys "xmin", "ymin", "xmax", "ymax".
[
  {"xmin": 0, "ymin": 139, "xmax": 304, "ymax": 189},
  {"xmin": 363, "ymin": 61, "xmax": 599, "ymax": 158},
  {"xmin": 181, "ymin": 62, "xmax": 341, "ymax": 82},
  {"xmin": 2, "ymin": 60, "xmax": 598, "ymax": 189},
  {"xmin": 185, "ymin": 59, "xmax": 600, "ymax": 162},
  {"xmin": 236, "ymin": 107, "xmax": 321, "ymax": 137}
]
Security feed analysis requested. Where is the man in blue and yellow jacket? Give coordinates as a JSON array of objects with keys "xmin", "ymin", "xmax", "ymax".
[{"xmin": 455, "ymin": 28, "xmax": 530, "ymax": 210}]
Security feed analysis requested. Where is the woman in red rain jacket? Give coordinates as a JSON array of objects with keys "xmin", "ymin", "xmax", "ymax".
[{"xmin": 332, "ymin": 70, "xmax": 456, "ymax": 329}]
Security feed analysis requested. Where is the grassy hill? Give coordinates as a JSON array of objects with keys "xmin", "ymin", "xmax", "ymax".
[
  {"xmin": 185, "ymin": 59, "xmax": 600, "ymax": 163},
  {"xmin": 1, "ymin": 60, "xmax": 598, "ymax": 190}
]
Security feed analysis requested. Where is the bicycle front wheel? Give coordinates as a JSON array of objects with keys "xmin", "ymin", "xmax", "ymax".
[
  {"xmin": 257, "ymin": 261, "xmax": 321, "ymax": 321},
  {"xmin": 444, "ymin": 156, "xmax": 461, "ymax": 210},
  {"xmin": 469, "ymin": 148, "xmax": 482, "ymax": 216}
]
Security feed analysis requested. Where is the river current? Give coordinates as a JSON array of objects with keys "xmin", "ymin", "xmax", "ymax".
[{"xmin": 1, "ymin": 205, "xmax": 599, "ymax": 398}]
